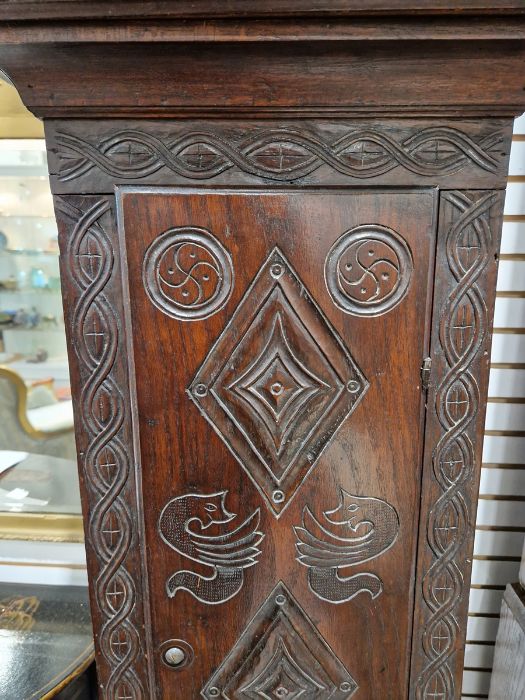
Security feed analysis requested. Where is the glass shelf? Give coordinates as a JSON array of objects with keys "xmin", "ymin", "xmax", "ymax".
[
  {"xmin": 0, "ymin": 141, "xmax": 68, "ymax": 367},
  {"xmin": 2, "ymin": 250, "xmax": 59, "ymax": 257},
  {"xmin": 0, "ymin": 92, "xmax": 78, "ymax": 546},
  {"xmin": 0, "ymin": 288, "xmax": 61, "ymax": 295}
]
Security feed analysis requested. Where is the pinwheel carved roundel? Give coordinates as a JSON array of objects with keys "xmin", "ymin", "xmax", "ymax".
[
  {"xmin": 143, "ymin": 226, "xmax": 233, "ymax": 321},
  {"xmin": 325, "ymin": 225, "xmax": 413, "ymax": 316},
  {"xmin": 189, "ymin": 248, "xmax": 368, "ymax": 517}
]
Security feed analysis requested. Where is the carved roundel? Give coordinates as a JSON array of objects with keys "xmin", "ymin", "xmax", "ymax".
[
  {"xmin": 325, "ymin": 225, "xmax": 413, "ymax": 317},
  {"xmin": 143, "ymin": 226, "xmax": 233, "ymax": 321}
]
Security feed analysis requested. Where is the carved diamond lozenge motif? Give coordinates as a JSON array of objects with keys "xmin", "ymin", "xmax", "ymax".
[
  {"xmin": 241, "ymin": 639, "xmax": 325, "ymax": 698},
  {"xmin": 201, "ymin": 582, "xmax": 358, "ymax": 699},
  {"xmin": 189, "ymin": 249, "xmax": 368, "ymax": 516},
  {"xmin": 230, "ymin": 313, "xmax": 331, "ymax": 456}
]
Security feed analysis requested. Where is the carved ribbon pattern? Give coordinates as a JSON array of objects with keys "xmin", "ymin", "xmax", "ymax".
[
  {"xmin": 58, "ymin": 199, "xmax": 146, "ymax": 700},
  {"xmin": 417, "ymin": 191, "xmax": 497, "ymax": 700},
  {"xmin": 55, "ymin": 126, "xmax": 502, "ymax": 182}
]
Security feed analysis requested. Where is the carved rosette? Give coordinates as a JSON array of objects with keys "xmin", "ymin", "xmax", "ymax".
[
  {"xmin": 415, "ymin": 191, "xmax": 500, "ymax": 700},
  {"xmin": 142, "ymin": 226, "xmax": 233, "ymax": 321},
  {"xmin": 324, "ymin": 224, "xmax": 413, "ymax": 316},
  {"xmin": 56, "ymin": 198, "xmax": 150, "ymax": 700}
]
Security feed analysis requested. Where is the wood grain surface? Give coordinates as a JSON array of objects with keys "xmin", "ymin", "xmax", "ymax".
[{"xmin": 116, "ymin": 188, "xmax": 436, "ymax": 698}]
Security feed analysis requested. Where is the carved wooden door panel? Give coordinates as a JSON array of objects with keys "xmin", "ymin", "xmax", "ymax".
[{"xmin": 115, "ymin": 188, "xmax": 436, "ymax": 698}]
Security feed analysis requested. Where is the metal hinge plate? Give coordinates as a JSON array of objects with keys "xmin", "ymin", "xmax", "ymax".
[{"xmin": 421, "ymin": 357, "xmax": 432, "ymax": 391}]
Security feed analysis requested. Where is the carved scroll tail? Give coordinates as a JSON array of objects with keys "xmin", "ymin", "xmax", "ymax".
[
  {"xmin": 167, "ymin": 567, "xmax": 244, "ymax": 604},
  {"xmin": 308, "ymin": 567, "xmax": 383, "ymax": 603}
]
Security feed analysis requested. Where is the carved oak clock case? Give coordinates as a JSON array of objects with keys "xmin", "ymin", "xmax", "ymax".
[{"xmin": 1, "ymin": 4, "xmax": 524, "ymax": 699}]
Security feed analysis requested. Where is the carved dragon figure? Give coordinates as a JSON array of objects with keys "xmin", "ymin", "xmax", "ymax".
[
  {"xmin": 158, "ymin": 491, "xmax": 264, "ymax": 604},
  {"xmin": 294, "ymin": 488, "xmax": 399, "ymax": 603}
]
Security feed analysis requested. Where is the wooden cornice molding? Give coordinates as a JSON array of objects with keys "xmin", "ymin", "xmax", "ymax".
[
  {"xmin": 1, "ymin": 1, "xmax": 525, "ymax": 22},
  {"xmin": 1, "ymin": 16, "xmax": 525, "ymax": 44},
  {"xmin": 2, "ymin": 40, "xmax": 525, "ymax": 120},
  {"xmin": 0, "ymin": 5, "xmax": 524, "ymax": 123}
]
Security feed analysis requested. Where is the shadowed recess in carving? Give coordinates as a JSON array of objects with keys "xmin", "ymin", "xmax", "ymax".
[
  {"xmin": 158, "ymin": 491, "xmax": 264, "ymax": 604},
  {"xmin": 325, "ymin": 224, "xmax": 413, "ymax": 317},
  {"xmin": 55, "ymin": 126, "xmax": 503, "ymax": 182},
  {"xmin": 201, "ymin": 581, "xmax": 358, "ymax": 699},
  {"xmin": 188, "ymin": 248, "xmax": 368, "ymax": 517},
  {"xmin": 295, "ymin": 488, "xmax": 399, "ymax": 603},
  {"xmin": 143, "ymin": 226, "xmax": 233, "ymax": 321}
]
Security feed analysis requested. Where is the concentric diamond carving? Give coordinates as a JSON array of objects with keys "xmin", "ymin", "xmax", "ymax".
[
  {"xmin": 229, "ymin": 313, "xmax": 331, "ymax": 457},
  {"xmin": 189, "ymin": 249, "xmax": 368, "ymax": 516},
  {"xmin": 201, "ymin": 582, "xmax": 358, "ymax": 699}
]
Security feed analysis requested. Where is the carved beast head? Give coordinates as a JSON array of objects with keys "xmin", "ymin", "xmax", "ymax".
[{"xmin": 323, "ymin": 488, "xmax": 384, "ymax": 536}]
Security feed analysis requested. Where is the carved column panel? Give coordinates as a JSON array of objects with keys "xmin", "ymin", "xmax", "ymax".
[
  {"xmin": 54, "ymin": 197, "xmax": 153, "ymax": 698},
  {"xmin": 410, "ymin": 191, "xmax": 504, "ymax": 699},
  {"xmin": 46, "ymin": 116, "xmax": 510, "ymax": 698}
]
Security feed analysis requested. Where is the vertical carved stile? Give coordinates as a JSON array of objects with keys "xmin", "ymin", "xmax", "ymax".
[
  {"xmin": 55, "ymin": 197, "xmax": 151, "ymax": 700},
  {"xmin": 412, "ymin": 190, "xmax": 502, "ymax": 700}
]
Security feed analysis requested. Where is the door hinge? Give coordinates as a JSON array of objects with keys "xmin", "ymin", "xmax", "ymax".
[{"xmin": 421, "ymin": 357, "xmax": 432, "ymax": 391}]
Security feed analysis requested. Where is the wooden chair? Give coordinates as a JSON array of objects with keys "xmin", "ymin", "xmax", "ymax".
[{"xmin": 0, "ymin": 366, "xmax": 76, "ymax": 460}]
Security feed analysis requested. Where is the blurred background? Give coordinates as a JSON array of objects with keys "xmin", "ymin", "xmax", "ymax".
[{"xmin": 0, "ymin": 77, "xmax": 93, "ymax": 699}]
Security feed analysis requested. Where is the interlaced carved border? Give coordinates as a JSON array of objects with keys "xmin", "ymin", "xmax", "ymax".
[
  {"xmin": 54, "ymin": 126, "xmax": 503, "ymax": 183},
  {"xmin": 415, "ymin": 190, "xmax": 500, "ymax": 700},
  {"xmin": 55, "ymin": 198, "xmax": 150, "ymax": 700}
]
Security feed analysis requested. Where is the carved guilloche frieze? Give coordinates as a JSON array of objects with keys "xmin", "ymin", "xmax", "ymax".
[{"xmin": 45, "ymin": 120, "xmax": 512, "ymax": 193}]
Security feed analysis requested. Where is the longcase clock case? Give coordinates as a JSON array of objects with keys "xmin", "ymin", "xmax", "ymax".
[
  {"xmin": 50, "ymin": 122, "xmax": 505, "ymax": 700},
  {"xmin": 2, "ymin": 4, "xmax": 524, "ymax": 699}
]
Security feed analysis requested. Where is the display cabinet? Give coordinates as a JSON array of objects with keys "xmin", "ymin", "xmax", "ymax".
[
  {"xmin": 0, "ymin": 139, "xmax": 67, "ymax": 365},
  {"xmin": 1, "ymin": 3, "xmax": 524, "ymax": 699}
]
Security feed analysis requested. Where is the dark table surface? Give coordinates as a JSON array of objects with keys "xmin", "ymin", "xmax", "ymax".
[{"xmin": 0, "ymin": 581, "xmax": 95, "ymax": 699}]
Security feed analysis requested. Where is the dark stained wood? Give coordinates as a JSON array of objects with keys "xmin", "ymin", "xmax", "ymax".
[
  {"xmin": 2, "ymin": 17, "xmax": 525, "ymax": 44},
  {"xmin": 2, "ymin": 40, "xmax": 525, "ymax": 119},
  {"xmin": 44, "ymin": 118, "xmax": 513, "ymax": 193},
  {"xmin": 118, "ymin": 188, "xmax": 436, "ymax": 698},
  {"xmin": 410, "ymin": 190, "xmax": 504, "ymax": 699},
  {"xmin": 54, "ymin": 197, "xmax": 154, "ymax": 699},
  {"xmin": 1, "ymin": 1, "xmax": 525, "ymax": 22},
  {"xmin": 1, "ymin": 6, "xmax": 524, "ymax": 699}
]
